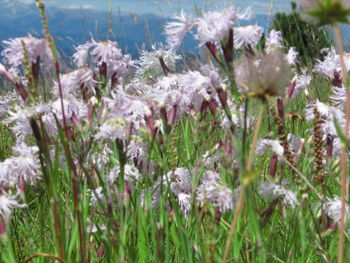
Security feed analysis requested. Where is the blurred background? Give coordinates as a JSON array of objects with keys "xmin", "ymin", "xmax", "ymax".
[
  {"xmin": 0, "ymin": 0, "xmax": 296, "ymax": 57},
  {"xmin": 0, "ymin": 0, "xmax": 349, "ymax": 62}
]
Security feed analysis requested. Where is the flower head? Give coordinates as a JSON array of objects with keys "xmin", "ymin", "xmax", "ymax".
[
  {"xmin": 234, "ymin": 25, "xmax": 263, "ymax": 49},
  {"xmin": 235, "ymin": 49, "xmax": 292, "ymax": 101},
  {"xmin": 266, "ymin": 30, "xmax": 283, "ymax": 51},
  {"xmin": 259, "ymin": 181, "xmax": 300, "ymax": 209},
  {"xmin": 0, "ymin": 194, "xmax": 26, "ymax": 223},
  {"xmin": 1, "ymin": 35, "xmax": 53, "ymax": 68},
  {"xmin": 164, "ymin": 11, "xmax": 194, "ymax": 50},
  {"xmin": 298, "ymin": 0, "xmax": 350, "ymax": 25},
  {"xmin": 323, "ymin": 197, "xmax": 349, "ymax": 222}
]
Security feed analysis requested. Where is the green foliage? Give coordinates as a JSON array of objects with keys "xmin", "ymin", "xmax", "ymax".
[
  {"xmin": 270, "ymin": 2, "xmax": 332, "ymax": 65},
  {"xmin": 307, "ymin": 0, "xmax": 350, "ymax": 26},
  {"xmin": 0, "ymin": 123, "xmax": 14, "ymax": 161}
]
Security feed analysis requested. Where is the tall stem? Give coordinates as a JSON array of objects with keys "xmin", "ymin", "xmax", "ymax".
[
  {"xmin": 333, "ymin": 24, "xmax": 349, "ymax": 263},
  {"xmin": 222, "ymin": 104, "xmax": 264, "ymax": 263}
]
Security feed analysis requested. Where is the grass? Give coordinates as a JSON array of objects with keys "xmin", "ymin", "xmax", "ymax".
[{"xmin": 0, "ymin": 81, "xmax": 348, "ymax": 263}]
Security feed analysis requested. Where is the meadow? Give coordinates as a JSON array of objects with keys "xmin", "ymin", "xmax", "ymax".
[{"xmin": 0, "ymin": 0, "xmax": 350, "ymax": 262}]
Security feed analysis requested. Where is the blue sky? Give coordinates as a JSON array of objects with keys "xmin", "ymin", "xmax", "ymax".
[{"xmin": 11, "ymin": 0, "xmax": 293, "ymax": 15}]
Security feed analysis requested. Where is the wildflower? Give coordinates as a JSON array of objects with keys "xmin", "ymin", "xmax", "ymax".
[
  {"xmin": 200, "ymin": 64, "xmax": 224, "ymax": 87},
  {"xmin": 291, "ymin": 69, "xmax": 312, "ymax": 98},
  {"xmin": 108, "ymin": 162, "xmax": 142, "ymax": 188},
  {"xmin": 233, "ymin": 25, "xmax": 264, "ymax": 49},
  {"xmin": 53, "ymin": 68, "xmax": 97, "ymax": 98},
  {"xmin": 330, "ymin": 85, "xmax": 346, "ymax": 109},
  {"xmin": 0, "ymin": 194, "xmax": 26, "ymax": 223},
  {"xmin": 255, "ymin": 139, "xmax": 284, "ymax": 156},
  {"xmin": 305, "ymin": 100, "xmax": 330, "ymax": 121},
  {"xmin": 72, "ymin": 39, "xmax": 134, "ymax": 79},
  {"xmin": 196, "ymin": 182, "xmax": 235, "ymax": 212},
  {"xmin": 137, "ymin": 45, "xmax": 181, "ymax": 80},
  {"xmin": 285, "ymin": 47, "xmax": 298, "ymax": 65},
  {"xmin": 168, "ymin": 167, "xmax": 192, "ymax": 195},
  {"xmin": 89, "ymin": 187, "xmax": 103, "ymax": 206},
  {"xmin": 127, "ymin": 139, "xmax": 148, "ymax": 164},
  {"xmin": 195, "ymin": 7, "xmax": 250, "ymax": 46},
  {"xmin": 164, "ymin": 11, "xmax": 194, "ymax": 50},
  {"xmin": 259, "ymin": 181, "xmax": 300, "ymax": 209},
  {"xmin": 94, "ymin": 118, "xmax": 128, "ymax": 142},
  {"xmin": 0, "ymin": 142, "xmax": 40, "ymax": 186},
  {"xmin": 4, "ymin": 103, "xmax": 51, "ymax": 140},
  {"xmin": 235, "ymin": 49, "xmax": 292, "ymax": 101},
  {"xmin": 51, "ymin": 97, "xmax": 88, "ymax": 123},
  {"xmin": 313, "ymin": 47, "xmax": 350, "ymax": 79},
  {"xmin": 266, "ymin": 30, "xmax": 283, "ymax": 51},
  {"xmin": 177, "ymin": 192, "xmax": 191, "ymax": 216},
  {"xmin": 323, "ymin": 197, "xmax": 349, "ymax": 222},
  {"xmin": 73, "ymin": 42, "xmax": 92, "ymax": 67},
  {"xmin": 1, "ymin": 35, "xmax": 53, "ymax": 68},
  {"xmin": 164, "ymin": 6, "xmax": 250, "ymax": 49}
]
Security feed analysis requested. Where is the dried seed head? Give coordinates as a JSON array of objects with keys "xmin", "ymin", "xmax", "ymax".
[{"xmin": 235, "ymin": 49, "xmax": 293, "ymax": 101}]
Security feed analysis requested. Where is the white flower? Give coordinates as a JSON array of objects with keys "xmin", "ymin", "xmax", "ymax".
[
  {"xmin": 89, "ymin": 187, "xmax": 104, "ymax": 206},
  {"xmin": 312, "ymin": 47, "xmax": 350, "ymax": 79},
  {"xmin": 168, "ymin": 168, "xmax": 192, "ymax": 196},
  {"xmin": 200, "ymin": 64, "xmax": 224, "ymax": 87},
  {"xmin": 164, "ymin": 11, "xmax": 194, "ymax": 50},
  {"xmin": 4, "ymin": 103, "xmax": 51, "ymax": 140},
  {"xmin": 94, "ymin": 118, "xmax": 127, "ymax": 142},
  {"xmin": 234, "ymin": 25, "xmax": 263, "ymax": 49},
  {"xmin": 323, "ymin": 197, "xmax": 349, "ymax": 222},
  {"xmin": 305, "ymin": 100, "xmax": 328, "ymax": 121},
  {"xmin": 177, "ymin": 192, "xmax": 191, "ymax": 216},
  {"xmin": 195, "ymin": 6, "xmax": 250, "ymax": 46},
  {"xmin": 256, "ymin": 139, "xmax": 284, "ymax": 156},
  {"xmin": 196, "ymin": 182, "xmax": 235, "ymax": 212},
  {"xmin": 285, "ymin": 47, "xmax": 298, "ymax": 65},
  {"xmin": 0, "ymin": 194, "xmax": 26, "ymax": 222},
  {"xmin": 108, "ymin": 162, "xmax": 142, "ymax": 188},
  {"xmin": 164, "ymin": 6, "xmax": 251, "ymax": 48},
  {"xmin": 330, "ymin": 85, "xmax": 346, "ymax": 109},
  {"xmin": 291, "ymin": 69, "xmax": 312, "ymax": 98},
  {"xmin": 127, "ymin": 139, "xmax": 148, "ymax": 164},
  {"xmin": 0, "ymin": 142, "xmax": 40, "ymax": 186},
  {"xmin": 200, "ymin": 170, "xmax": 221, "ymax": 185},
  {"xmin": 73, "ymin": 42, "xmax": 93, "ymax": 67},
  {"xmin": 53, "ymin": 68, "xmax": 97, "ymax": 98},
  {"xmin": 1, "ymin": 35, "xmax": 53, "ymax": 68},
  {"xmin": 266, "ymin": 30, "xmax": 283, "ymax": 51},
  {"xmin": 137, "ymin": 45, "xmax": 181, "ymax": 80},
  {"xmin": 305, "ymin": 100, "xmax": 346, "ymax": 137},
  {"xmin": 259, "ymin": 182, "xmax": 299, "ymax": 209},
  {"xmin": 0, "ymin": 91, "xmax": 22, "ymax": 118},
  {"xmin": 72, "ymin": 39, "xmax": 134, "ymax": 79},
  {"xmin": 51, "ymin": 97, "xmax": 88, "ymax": 125}
]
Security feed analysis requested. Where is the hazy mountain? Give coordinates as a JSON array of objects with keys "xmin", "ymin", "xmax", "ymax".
[{"xmin": 0, "ymin": 2, "xmax": 272, "ymax": 59}]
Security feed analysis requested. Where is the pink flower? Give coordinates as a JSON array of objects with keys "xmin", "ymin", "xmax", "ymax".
[
  {"xmin": 1, "ymin": 35, "xmax": 53, "ymax": 68},
  {"xmin": 234, "ymin": 25, "xmax": 264, "ymax": 49}
]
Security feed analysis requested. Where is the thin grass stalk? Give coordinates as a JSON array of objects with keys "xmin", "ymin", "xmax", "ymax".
[
  {"xmin": 222, "ymin": 104, "xmax": 264, "ymax": 263},
  {"xmin": 36, "ymin": 2, "xmax": 86, "ymax": 261},
  {"xmin": 333, "ymin": 24, "xmax": 349, "ymax": 263},
  {"xmin": 30, "ymin": 119, "xmax": 65, "ymax": 259}
]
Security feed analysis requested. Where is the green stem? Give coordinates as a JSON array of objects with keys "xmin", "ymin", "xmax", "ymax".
[{"xmin": 222, "ymin": 103, "xmax": 265, "ymax": 263}]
